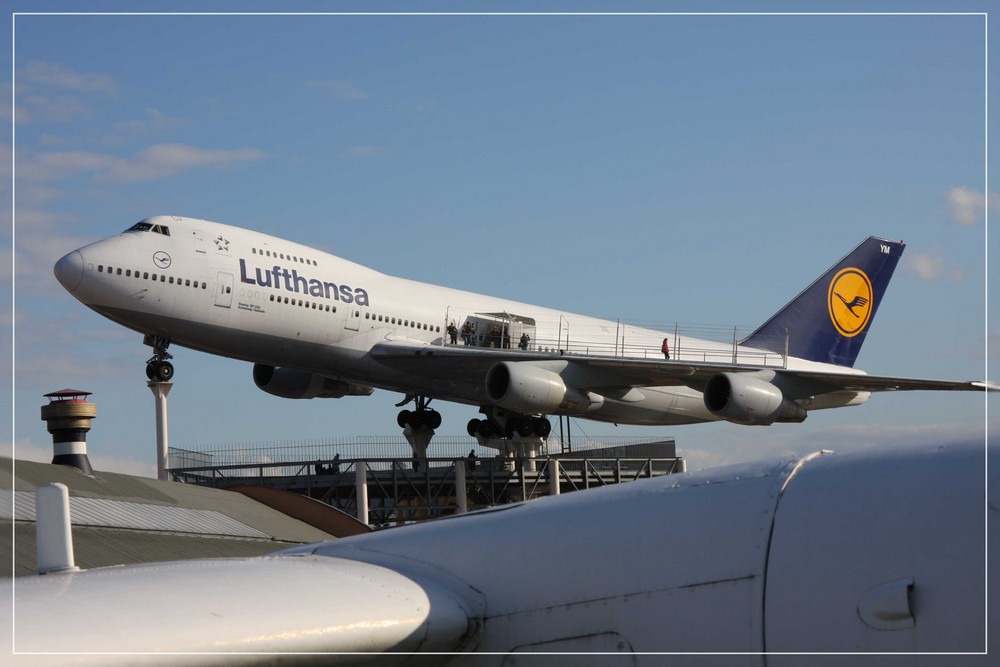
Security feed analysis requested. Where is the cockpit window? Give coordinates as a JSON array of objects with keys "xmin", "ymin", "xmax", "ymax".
[{"xmin": 125, "ymin": 222, "xmax": 171, "ymax": 236}]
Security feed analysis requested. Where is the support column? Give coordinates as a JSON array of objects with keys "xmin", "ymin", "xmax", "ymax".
[
  {"xmin": 147, "ymin": 381, "xmax": 173, "ymax": 481},
  {"xmin": 355, "ymin": 462, "xmax": 369, "ymax": 526},
  {"xmin": 455, "ymin": 462, "xmax": 468, "ymax": 514},
  {"xmin": 548, "ymin": 458, "xmax": 561, "ymax": 497}
]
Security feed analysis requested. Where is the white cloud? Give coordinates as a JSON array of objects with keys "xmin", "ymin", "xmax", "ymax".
[
  {"xmin": 18, "ymin": 61, "xmax": 118, "ymax": 93},
  {"xmin": 112, "ymin": 107, "xmax": 184, "ymax": 135},
  {"xmin": 19, "ymin": 143, "xmax": 266, "ymax": 185},
  {"xmin": 947, "ymin": 186, "xmax": 1000, "ymax": 226},
  {"xmin": 15, "ymin": 61, "xmax": 119, "ymax": 125},
  {"xmin": 95, "ymin": 143, "xmax": 266, "ymax": 184},
  {"xmin": 904, "ymin": 251, "xmax": 965, "ymax": 283},
  {"xmin": 306, "ymin": 79, "xmax": 370, "ymax": 101},
  {"xmin": 345, "ymin": 145, "xmax": 385, "ymax": 158}
]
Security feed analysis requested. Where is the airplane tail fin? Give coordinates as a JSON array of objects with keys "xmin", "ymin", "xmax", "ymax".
[{"xmin": 740, "ymin": 236, "xmax": 905, "ymax": 368}]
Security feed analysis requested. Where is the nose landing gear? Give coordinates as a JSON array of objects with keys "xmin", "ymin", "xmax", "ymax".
[{"xmin": 143, "ymin": 334, "xmax": 174, "ymax": 382}]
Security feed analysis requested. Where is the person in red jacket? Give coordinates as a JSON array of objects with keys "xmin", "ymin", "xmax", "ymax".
[{"xmin": 661, "ymin": 337, "xmax": 670, "ymax": 360}]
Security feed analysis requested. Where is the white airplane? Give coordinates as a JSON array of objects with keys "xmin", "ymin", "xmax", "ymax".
[
  {"xmin": 5, "ymin": 438, "xmax": 991, "ymax": 660},
  {"xmin": 53, "ymin": 215, "xmax": 992, "ymax": 451}
]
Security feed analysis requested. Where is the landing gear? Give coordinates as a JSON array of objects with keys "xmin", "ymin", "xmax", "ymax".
[
  {"xmin": 468, "ymin": 406, "xmax": 551, "ymax": 471},
  {"xmin": 396, "ymin": 396, "xmax": 441, "ymax": 467},
  {"xmin": 143, "ymin": 334, "xmax": 174, "ymax": 382},
  {"xmin": 467, "ymin": 412, "xmax": 550, "ymax": 439},
  {"xmin": 397, "ymin": 407, "xmax": 442, "ymax": 430}
]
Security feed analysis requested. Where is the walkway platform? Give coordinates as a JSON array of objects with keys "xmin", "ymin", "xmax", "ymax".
[{"xmin": 170, "ymin": 438, "xmax": 684, "ymax": 528}]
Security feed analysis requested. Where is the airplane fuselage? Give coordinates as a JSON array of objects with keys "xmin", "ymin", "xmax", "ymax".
[{"xmin": 56, "ymin": 216, "xmax": 869, "ymax": 427}]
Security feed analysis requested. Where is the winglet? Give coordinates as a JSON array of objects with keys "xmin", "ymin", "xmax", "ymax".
[{"xmin": 741, "ymin": 237, "xmax": 905, "ymax": 368}]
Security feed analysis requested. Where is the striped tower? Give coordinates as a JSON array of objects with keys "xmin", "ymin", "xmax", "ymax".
[{"xmin": 40, "ymin": 389, "xmax": 96, "ymax": 475}]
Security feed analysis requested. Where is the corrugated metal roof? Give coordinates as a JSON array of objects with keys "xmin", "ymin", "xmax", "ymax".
[
  {"xmin": 8, "ymin": 523, "xmax": 300, "ymax": 577},
  {"xmin": 14, "ymin": 492, "xmax": 270, "ymax": 539},
  {"xmin": 1, "ymin": 458, "xmax": 335, "ymax": 544},
  {"xmin": 2, "ymin": 458, "xmax": 339, "ymax": 577}
]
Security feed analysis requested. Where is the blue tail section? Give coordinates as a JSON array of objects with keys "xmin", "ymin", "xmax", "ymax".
[{"xmin": 741, "ymin": 236, "xmax": 905, "ymax": 368}]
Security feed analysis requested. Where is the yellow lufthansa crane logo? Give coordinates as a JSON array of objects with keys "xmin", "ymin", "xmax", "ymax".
[{"xmin": 828, "ymin": 267, "xmax": 873, "ymax": 337}]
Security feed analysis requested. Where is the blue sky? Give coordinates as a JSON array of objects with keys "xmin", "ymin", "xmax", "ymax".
[{"xmin": 5, "ymin": 8, "xmax": 996, "ymax": 475}]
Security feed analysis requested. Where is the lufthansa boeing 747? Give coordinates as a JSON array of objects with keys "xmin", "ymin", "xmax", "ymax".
[{"xmin": 53, "ymin": 216, "xmax": 993, "ymax": 451}]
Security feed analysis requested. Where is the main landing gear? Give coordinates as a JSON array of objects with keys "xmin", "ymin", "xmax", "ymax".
[
  {"xmin": 467, "ymin": 406, "xmax": 552, "ymax": 469},
  {"xmin": 143, "ymin": 334, "xmax": 174, "ymax": 382},
  {"xmin": 466, "ymin": 412, "xmax": 551, "ymax": 439}
]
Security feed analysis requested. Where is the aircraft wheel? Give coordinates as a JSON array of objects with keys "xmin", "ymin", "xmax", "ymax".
[
  {"xmin": 467, "ymin": 419, "xmax": 481, "ymax": 437},
  {"xmin": 397, "ymin": 410, "xmax": 412, "ymax": 428},
  {"xmin": 425, "ymin": 410, "xmax": 442, "ymax": 430},
  {"xmin": 409, "ymin": 411, "xmax": 424, "ymax": 429},
  {"xmin": 154, "ymin": 361, "xmax": 174, "ymax": 382},
  {"xmin": 533, "ymin": 417, "xmax": 551, "ymax": 437},
  {"xmin": 479, "ymin": 420, "xmax": 496, "ymax": 438},
  {"xmin": 516, "ymin": 417, "xmax": 534, "ymax": 438},
  {"xmin": 145, "ymin": 363, "xmax": 156, "ymax": 380}
]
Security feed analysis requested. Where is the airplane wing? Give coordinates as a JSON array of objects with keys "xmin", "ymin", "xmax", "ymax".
[
  {"xmin": 10, "ymin": 554, "xmax": 482, "ymax": 659},
  {"xmin": 369, "ymin": 342, "xmax": 996, "ymax": 400}
]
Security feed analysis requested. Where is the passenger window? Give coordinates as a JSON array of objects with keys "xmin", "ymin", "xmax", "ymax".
[
  {"xmin": 169, "ymin": 277, "xmax": 174, "ymax": 284},
  {"xmin": 143, "ymin": 272, "xmax": 149, "ymax": 279},
  {"xmin": 97, "ymin": 265, "xmax": 104, "ymax": 272},
  {"xmin": 116, "ymin": 268, "xmax": 122, "ymax": 275},
  {"xmin": 185, "ymin": 279, "xmax": 191, "ymax": 287},
  {"xmin": 126, "ymin": 270, "xmax": 131, "ymax": 277}
]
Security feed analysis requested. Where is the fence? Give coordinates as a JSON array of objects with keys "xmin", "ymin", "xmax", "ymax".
[{"xmin": 168, "ymin": 435, "xmax": 675, "ymax": 471}]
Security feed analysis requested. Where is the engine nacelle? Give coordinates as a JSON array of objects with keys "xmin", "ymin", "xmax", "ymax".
[
  {"xmin": 703, "ymin": 372, "xmax": 807, "ymax": 425},
  {"xmin": 253, "ymin": 364, "xmax": 374, "ymax": 400},
  {"xmin": 485, "ymin": 362, "xmax": 598, "ymax": 414}
]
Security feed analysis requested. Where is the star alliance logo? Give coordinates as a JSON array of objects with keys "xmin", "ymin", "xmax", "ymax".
[{"xmin": 215, "ymin": 236, "xmax": 230, "ymax": 251}]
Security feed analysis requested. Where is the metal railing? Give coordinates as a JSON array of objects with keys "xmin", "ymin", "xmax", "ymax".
[
  {"xmin": 437, "ymin": 318, "xmax": 789, "ymax": 368},
  {"xmin": 168, "ymin": 435, "xmax": 674, "ymax": 470},
  {"xmin": 168, "ymin": 455, "xmax": 684, "ymax": 528}
]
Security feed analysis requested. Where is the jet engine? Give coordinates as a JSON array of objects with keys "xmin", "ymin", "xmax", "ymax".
[
  {"xmin": 703, "ymin": 372, "xmax": 807, "ymax": 425},
  {"xmin": 253, "ymin": 364, "xmax": 374, "ymax": 400},
  {"xmin": 485, "ymin": 362, "xmax": 598, "ymax": 414}
]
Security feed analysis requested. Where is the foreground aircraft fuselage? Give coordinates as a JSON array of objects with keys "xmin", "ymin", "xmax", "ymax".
[
  {"xmin": 53, "ymin": 216, "xmax": 991, "ymax": 433},
  {"xmin": 6, "ymin": 439, "xmax": 991, "ymax": 659}
]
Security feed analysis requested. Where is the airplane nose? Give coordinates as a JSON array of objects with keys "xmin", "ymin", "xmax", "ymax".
[{"xmin": 54, "ymin": 250, "xmax": 84, "ymax": 292}]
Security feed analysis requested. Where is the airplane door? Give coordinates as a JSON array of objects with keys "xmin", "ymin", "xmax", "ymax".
[
  {"xmin": 214, "ymin": 272, "xmax": 234, "ymax": 308},
  {"xmin": 344, "ymin": 308, "xmax": 361, "ymax": 331}
]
